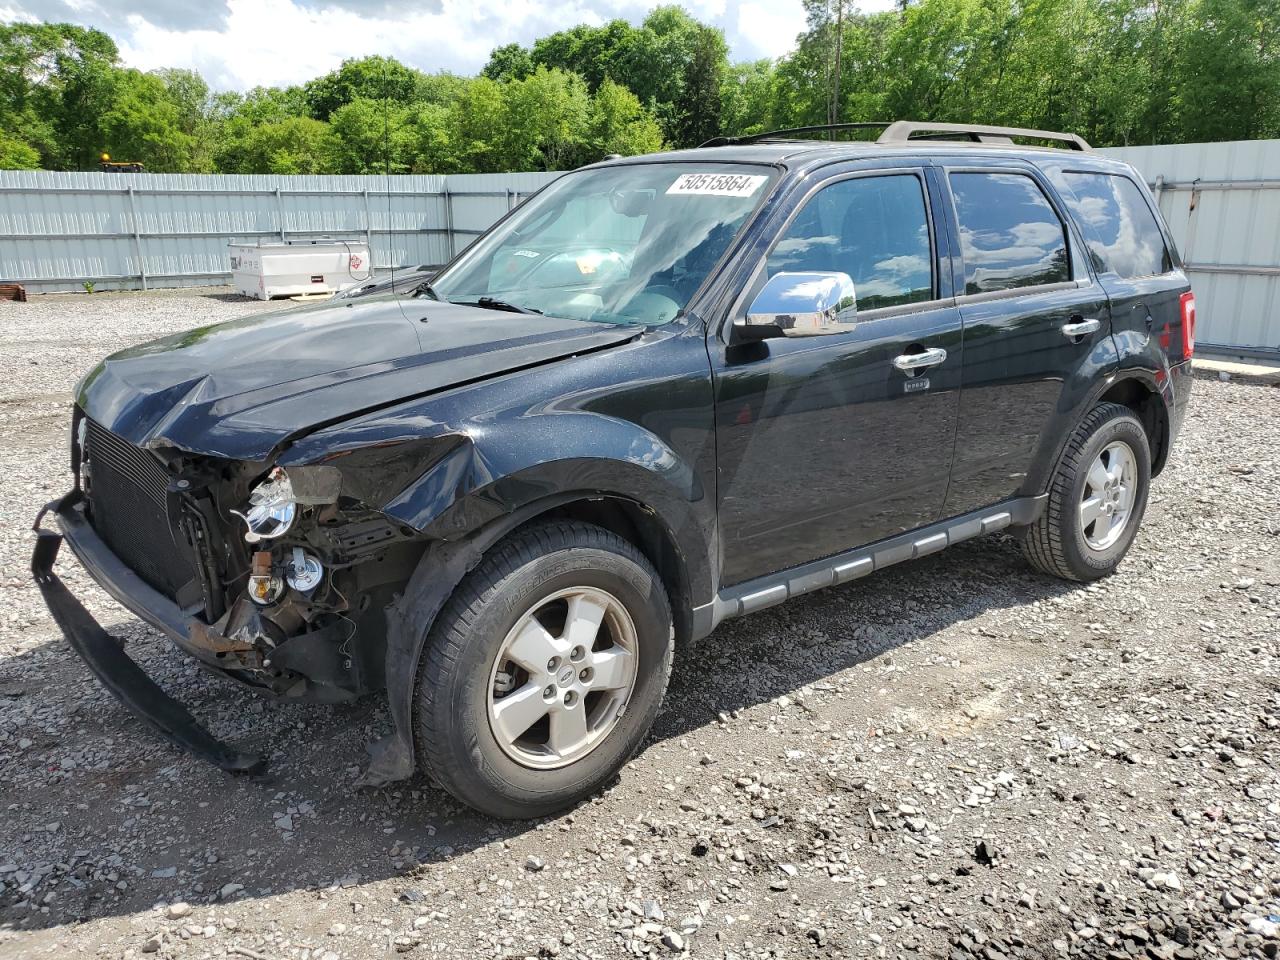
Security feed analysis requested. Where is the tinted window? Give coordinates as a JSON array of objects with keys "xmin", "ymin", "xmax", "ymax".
[
  {"xmin": 766, "ymin": 174, "xmax": 933, "ymax": 310},
  {"xmin": 949, "ymin": 172, "xmax": 1070, "ymax": 295},
  {"xmin": 1060, "ymin": 172, "xmax": 1171, "ymax": 278}
]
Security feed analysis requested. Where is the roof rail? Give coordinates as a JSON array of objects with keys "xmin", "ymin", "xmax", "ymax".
[
  {"xmin": 700, "ymin": 122, "xmax": 891, "ymax": 147},
  {"xmin": 877, "ymin": 121, "xmax": 1092, "ymax": 151},
  {"xmin": 701, "ymin": 120, "xmax": 1091, "ymax": 152}
]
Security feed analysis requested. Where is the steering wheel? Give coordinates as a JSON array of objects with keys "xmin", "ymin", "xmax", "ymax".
[{"xmin": 617, "ymin": 285, "xmax": 681, "ymax": 324}]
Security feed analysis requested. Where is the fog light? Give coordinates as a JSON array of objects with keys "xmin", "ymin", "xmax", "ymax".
[{"xmin": 247, "ymin": 551, "xmax": 283, "ymax": 605}]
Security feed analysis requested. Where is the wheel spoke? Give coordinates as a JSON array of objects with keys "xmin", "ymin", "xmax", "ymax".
[
  {"xmin": 505, "ymin": 618, "xmax": 562, "ymax": 673},
  {"xmin": 1106, "ymin": 508, "xmax": 1127, "ymax": 539},
  {"xmin": 491, "ymin": 682, "xmax": 550, "ymax": 745},
  {"xmin": 548, "ymin": 702, "xmax": 589, "ymax": 757},
  {"xmin": 1087, "ymin": 459, "xmax": 1109, "ymax": 494},
  {"xmin": 1114, "ymin": 483, "xmax": 1129, "ymax": 510},
  {"xmin": 1105, "ymin": 449, "xmax": 1128, "ymax": 485},
  {"xmin": 589, "ymin": 648, "xmax": 633, "ymax": 690},
  {"xmin": 564, "ymin": 592, "xmax": 608, "ymax": 651},
  {"xmin": 1080, "ymin": 495, "xmax": 1104, "ymax": 530}
]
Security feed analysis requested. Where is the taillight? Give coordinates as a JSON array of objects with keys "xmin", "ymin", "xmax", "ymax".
[{"xmin": 1179, "ymin": 291, "xmax": 1196, "ymax": 359}]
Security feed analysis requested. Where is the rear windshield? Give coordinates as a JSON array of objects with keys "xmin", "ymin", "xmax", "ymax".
[{"xmin": 430, "ymin": 163, "xmax": 778, "ymax": 326}]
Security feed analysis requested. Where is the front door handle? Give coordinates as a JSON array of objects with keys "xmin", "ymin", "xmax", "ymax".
[
  {"xmin": 1061, "ymin": 318, "xmax": 1101, "ymax": 339},
  {"xmin": 892, "ymin": 347, "xmax": 947, "ymax": 372}
]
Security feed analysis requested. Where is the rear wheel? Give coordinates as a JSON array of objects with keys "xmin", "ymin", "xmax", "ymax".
[
  {"xmin": 414, "ymin": 520, "xmax": 673, "ymax": 819},
  {"xmin": 1022, "ymin": 402, "xmax": 1151, "ymax": 582}
]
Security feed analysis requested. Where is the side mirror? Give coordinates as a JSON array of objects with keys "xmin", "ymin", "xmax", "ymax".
[{"xmin": 736, "ymin": 271, "xmax": 858, "ymax": 339}]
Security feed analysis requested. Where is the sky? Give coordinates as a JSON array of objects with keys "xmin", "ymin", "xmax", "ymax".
[{"xmin": 0, "ymin": 0, "xmax": 896, "ymax": 93}]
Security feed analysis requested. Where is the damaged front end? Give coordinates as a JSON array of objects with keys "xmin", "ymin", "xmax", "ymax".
[{"xmin": 32, "ymin": 408, "xmax": 427, "ymax": 773}]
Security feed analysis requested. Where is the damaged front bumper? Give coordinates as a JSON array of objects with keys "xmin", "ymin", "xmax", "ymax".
[{"xmin": 31, "ymin": 493, "xmax": 266, "ymax": 775}]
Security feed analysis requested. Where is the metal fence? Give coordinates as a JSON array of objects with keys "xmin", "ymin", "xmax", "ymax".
[
  {"xmin": 0, "ymin": 170, "xmax": 560, "ymax": 294},
  {"xmin": 1099, "ymin": 139, "xmax": 1280, "ymax": 358},
  {"xmin": 4, "ymin": 143, "xmax": 1279, "ymax": 356}
]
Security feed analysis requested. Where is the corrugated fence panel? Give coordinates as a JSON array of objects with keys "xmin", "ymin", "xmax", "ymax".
[
  {"xmin": 5, "ymin": 151, "xmax": 1273, "ymax": 354},
  {"xmin": 0, "ymin": 169, "xmax": 559, "ymax": 294},
  {"xmin": 1099, "ymin": 139, "xmax": 1280, "ymax": 355}
]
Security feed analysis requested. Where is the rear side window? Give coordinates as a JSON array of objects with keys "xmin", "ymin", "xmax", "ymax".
[
  {"xmin": 1059, "ymin": 172, "xmax": 1172, "ymax": 278},
  {"xmin": 766, "ymin": 174, "xmax": 933, "ymax": 311},
  {"xmin": 949, "ymin": 172, "xmax": 1071, "ymax": 295}
]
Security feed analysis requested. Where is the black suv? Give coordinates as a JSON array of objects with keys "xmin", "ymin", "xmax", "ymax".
[{"xmin": 33, "ymin": 121, "xmax": 1195, "ymax": 819}]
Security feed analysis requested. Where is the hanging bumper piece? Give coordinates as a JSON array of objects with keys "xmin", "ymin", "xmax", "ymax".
[{"xmin": 31, "ymin": 497, "xmax": 265, "ymax": 776}]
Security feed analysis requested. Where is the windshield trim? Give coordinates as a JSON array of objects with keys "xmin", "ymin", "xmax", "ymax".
[{"xmin": 427, "ymin": 159, "xmax": 787, "ymax": 331}]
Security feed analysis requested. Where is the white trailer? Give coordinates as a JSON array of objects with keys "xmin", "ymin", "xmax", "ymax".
[{"xmin": 228, "ymin": 239, "xmax": 372, "ymax": 300}]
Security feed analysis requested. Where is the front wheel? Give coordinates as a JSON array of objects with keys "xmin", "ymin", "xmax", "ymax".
[
  {"xmin": 1021, "ymin": 402, "xmax": 1152, "ymax": 582},
  {"xmin": 414, "ymin": 520, "xmax": 673, "ymax": 819}
]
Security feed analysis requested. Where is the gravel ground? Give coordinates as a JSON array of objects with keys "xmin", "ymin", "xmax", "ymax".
[{"xmin": 1, "ymin": 290, "xmax": 1277, "ymax": 960}]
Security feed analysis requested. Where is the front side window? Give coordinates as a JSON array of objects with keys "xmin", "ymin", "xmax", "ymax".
[
  {"xmin": 766, "ymin": 174, "xmax": 934, "ymax": 311},
  {"xmin": 1058, "ymin": 172, "xmax": 1172, "ymax": 278},
  {"xmin": 950, "ymin": 172, "xmax": 1071, "ymax": 295},
  {"xmin": 431, "ymin": 163, "xmax": 778, "ymax": 326}
]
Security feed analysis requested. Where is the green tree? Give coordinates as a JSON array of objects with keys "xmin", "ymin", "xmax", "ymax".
[
  {"xmin": 0, "ymin": 22, "xmax": 119, "ymax": 168},
  {"xmin": 482, "ymin": 42, "xmax": 535, "ymax": 82},
  {"xmin": 720, "ymin": 60, "xmax": 777, "ymax": 137},
  {"xmin": 588, "ymin": 78, "xmax": 666, "ymax": 156},
  {"xmin": 500, "ymin": 67, "xmax": 591, "ymax": 170},
  {"xmin": 304, "ymin": 55, "xmax": 423, "ymax": 119},
  {"xmin": 99, "ymin": 68, "xmax": 196, "ymax": 171},
  {"xmin": 448, "ymin": 76, "xmax": 508, "ymax": 172},
  {"xmin": 671, "ymin": 23, "xmax": 725, "ymax": 146},
  {"xmin": 0, "ymin": 129, "xmax": 40, "ymax": 168},
  {"xmin": 1174, "ymin": 0, "xmax": 1280, "ymax": 141},
  {"xmin": 215, "ymin": 116, "xmax": 335, "ymax": 174},
  {"xmin": 326, "ymin": 97, "xmax": 414, "ymax": 174}
]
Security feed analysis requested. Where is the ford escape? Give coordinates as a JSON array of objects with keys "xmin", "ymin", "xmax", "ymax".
[{"xmin": 32, "ymin": 121, "xmax": 1195, "ymax": 819}]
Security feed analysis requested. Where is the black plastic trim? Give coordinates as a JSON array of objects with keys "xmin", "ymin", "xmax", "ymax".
[
  {"xmin": 691, "ymin": 495, "xmax": 1047, "ymax": 638},
  {"xmin": 31, "ymin": 495, "xmax": 265, "ymax": 775}
]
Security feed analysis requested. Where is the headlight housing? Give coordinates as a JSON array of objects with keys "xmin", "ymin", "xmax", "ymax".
[{"xmin": 232, "ymin": 468, "xmax": 297, "ymax": 543}]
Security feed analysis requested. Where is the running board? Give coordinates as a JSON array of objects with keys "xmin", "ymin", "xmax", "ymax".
[{"xmin": 691, "ymin": 496, "xmax": 1047, "ymax": 639}]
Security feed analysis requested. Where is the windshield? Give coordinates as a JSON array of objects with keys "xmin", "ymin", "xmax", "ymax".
[{"xmin": 429, "ymin": 163, "xmax": 778, "ymax": 326}]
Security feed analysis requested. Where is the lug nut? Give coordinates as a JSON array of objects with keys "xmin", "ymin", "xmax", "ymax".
[
  {"xmin": 570, "ymin": 645, "xmax": 585, "ymax": 662},
  {"xmin": 543, "ymin": 685, "xmax": 555, "ymax": 699},
  {"xmin": 547, "ymin": 657, "xmax": 560, "ymax": 671},
  {"xmin": 563, "ymin": 691, "xmax": 577, "ymax": 707},
  {"xmin": 579, "ymin": 668, "xmax": 592, "ymax": 683}
]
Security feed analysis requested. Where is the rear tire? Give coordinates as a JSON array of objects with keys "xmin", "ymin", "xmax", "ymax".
[
  {"xmin": 1022, "ymin": 402, "xmax": 1151, "ymax": 582},
  {"xmin": 414, "ymin": 520, "xmax": 673, "ymax": 819}
]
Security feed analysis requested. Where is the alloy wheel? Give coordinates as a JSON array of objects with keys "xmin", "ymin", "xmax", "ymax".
[
  {"xmin": 1079, "ymin": 440, "xmax": 1137, "ymax": 551},
  {"xmin": 487, "ymin": 586, "xmax": 638, "ymax": 770}
]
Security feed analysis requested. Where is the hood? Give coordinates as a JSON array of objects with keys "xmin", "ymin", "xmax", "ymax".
[{"xmin": 78, "ymin": 295, "xmax": 640, "ymax": 462}]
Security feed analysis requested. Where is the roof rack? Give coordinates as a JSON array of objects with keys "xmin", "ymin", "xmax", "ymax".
[
  {"xmin": 701, "ymin": 122, "xmax": 891, "ymax": 147},
  {"xmin": 878, "ymin": 121, "xmax": 1091, "ymax": 151},
  {"xmin": 701, "ymin": 120, "xmax": 1092, "ymax": 152}
]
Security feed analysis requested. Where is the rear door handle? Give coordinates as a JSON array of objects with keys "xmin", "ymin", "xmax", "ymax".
[
  {"xmin": 1061, "ymin": 318, "xmax": 1101, "ymax": 339},
  {"xmin": 892, "ymin": 347, "xmax": 947, "ymax": 371}
]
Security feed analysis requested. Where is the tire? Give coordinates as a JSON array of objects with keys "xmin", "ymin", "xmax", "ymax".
[
  {"xmin": 414, "ymin": 520, "xmax": 673, "ymax": 819},
  {"xmin": 1021, "ymin": 402, "xmax": 1151, "ymax": 582}
]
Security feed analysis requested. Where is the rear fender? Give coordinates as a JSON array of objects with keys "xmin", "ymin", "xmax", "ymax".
[{"xmin": 1020, "ymin": 361, "xmax": 1174, "ymax": 497}]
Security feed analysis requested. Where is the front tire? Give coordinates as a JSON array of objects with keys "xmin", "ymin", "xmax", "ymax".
[
  {"xmin": 1022, "ymin": 402, "xmax": 1151, "ymax": 582},
  {"xmin": 414, "ymin": 520, "xmax": 673, "ymax": 819}
]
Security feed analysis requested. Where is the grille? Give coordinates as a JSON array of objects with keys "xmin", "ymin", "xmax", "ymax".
[{"xmin": 83, "ymin": 418, "xmax": 196, "ymax": 599}]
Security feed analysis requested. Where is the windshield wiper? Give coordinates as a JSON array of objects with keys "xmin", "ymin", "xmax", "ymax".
[{"xmin": 453, "ymin": 296, "xmax": 542, "ymax": 315}]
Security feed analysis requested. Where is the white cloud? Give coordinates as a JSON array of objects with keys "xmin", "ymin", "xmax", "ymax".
[{"xmin": 4, "ymin": 0, "xmax": 901, "ymax": 91}]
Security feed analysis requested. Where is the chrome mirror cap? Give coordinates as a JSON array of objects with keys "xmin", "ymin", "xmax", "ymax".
[{"xmin": 739, "ymin": 271, "xmax": 858, "ymax": 338}]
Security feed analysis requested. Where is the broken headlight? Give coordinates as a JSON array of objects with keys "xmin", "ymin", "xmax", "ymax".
[{"xmin": 232, "ymin": 467, "xmax": 297, "ymax": 543}]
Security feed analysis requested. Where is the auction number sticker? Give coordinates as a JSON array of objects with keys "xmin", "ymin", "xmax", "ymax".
[{"xmin": 666, "ymin": 173, "xmax": 768, "ymax": 198}]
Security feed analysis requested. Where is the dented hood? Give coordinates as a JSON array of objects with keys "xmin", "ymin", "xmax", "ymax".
[{"xmin": 77, "ymin": 295, "xmax": 639, "ymax": 461}]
